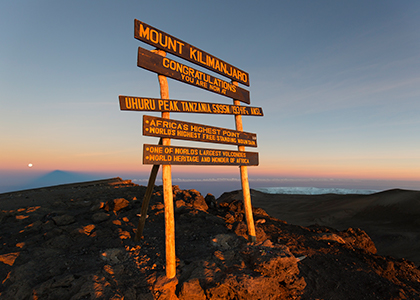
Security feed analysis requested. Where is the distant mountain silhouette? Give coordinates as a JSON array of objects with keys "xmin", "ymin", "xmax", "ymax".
[{"xmin": 23, "ymin": 170, "xmax": 98, "ymax": 190}]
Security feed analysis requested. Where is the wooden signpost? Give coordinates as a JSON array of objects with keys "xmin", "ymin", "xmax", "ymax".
[{"xmin": 120, "ymin": 20, "xmax": 263, "ymax": 279}]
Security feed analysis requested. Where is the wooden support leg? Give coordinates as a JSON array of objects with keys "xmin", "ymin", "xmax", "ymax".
[
  {"xmin": 134, "ymin": 163, "xmax": 160, "ymax": 241},
  {"xmin": 162, "ymin": 163, "xmax": 175, "ymax": 278},
  {"xmin": 154, "ymin": 49, "xmax": 176, "ymax": 279},
  {"xmin": 135, "ymin": 138, "xmax": 163, "ymax": 242},
  {"xmin": 233, "ymin": 91, "xmax": 257, "ymax": 242},
  {"xmin": 240, "ymin": 164, "xmax": 256, "ymax": 242}
]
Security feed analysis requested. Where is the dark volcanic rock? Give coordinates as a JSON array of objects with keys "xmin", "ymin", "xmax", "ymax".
[
  {"xmin": 173, "ymin": 186, "xmax": 209, "ymax": 211},
  {"xmin": 339, "ymin": 227, "xmax": 378, "ymax": 254},
  {"xmin": 0, "ymin": 178, "xmax": 419, "ymax": 300}
]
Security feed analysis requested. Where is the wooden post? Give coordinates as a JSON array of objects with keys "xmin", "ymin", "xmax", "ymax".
[
  {"xmin": 233, "ymin": 82, "xmax": 257, "ymax": 242},
  {"xmin": 135, "ymin": 138, "xmax": 162, "ymax": 242},
  {"xmin": 154, "ymin": 49, "xmax": 176, "ymax": 279}
]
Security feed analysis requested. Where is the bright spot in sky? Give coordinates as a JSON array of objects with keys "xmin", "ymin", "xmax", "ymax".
[{"xmin": 28, "ymin": 163, "xmax": 33, "ymax": 168}]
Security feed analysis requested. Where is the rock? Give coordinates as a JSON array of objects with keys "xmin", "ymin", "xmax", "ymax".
[
  {"xmin": 105, "ymin": 198, "xmax": 130, "ymax": 212},
  {"xmin": 211, "ymin": 234, "xmax": 237, "ymax": 250},
  {"xmin": 192, "ymin": 195, "xmax": 208, "ymax": 211},
  {"xmin": 252, "ymin": 207, "xmax": 270, "ymax": 217},
  {"xmin": 175, "ymin": 199, "xmax": 186, "ymax": 208},
  {"xmin": 123, "ymin": 287, "xmax": 138, "ymax": 300},
  {"xmin": 92, "ymin": 212, "xmax": 110, "ymax": 223},
  {"xmin": 204, "ymin": 214, "xmax": 226, "ymax": 225},
  {"xmin": 261, "ymin": 239, "xmax": 273, "ymax": 247},
  {"xmin": 339, "ymin": 227, "xmax": 377, "ymax": 254},
  {"xmin": 38, "ymin": 274, "xmax": 75, "ymax": 290},
  {"xmin": 179, "ymin": 278, "xmax": 206, "ymax": 300},
  {"xmin": 0, "ymin": 211, "xmax": 9, "ymax": 223},
  {"xmin": 216, "ymin": 191, "xmax": 242, "ymax": 208},
  {"xmin": 213, "ymin": 250, "xmax": 235, "ymax": 262},
  {"xmin": 253, "ymin": 245, "xmax": 300, "ymax": 282},
  {"xmin": 234, "ymin": 221, "xmax": 267, "ymax": 242},
  {"xmin": 204, "ymin": 193, "xmax": 216, "ymax": 208},
  {"xmin": 224, "ymin": 213, "xmax": 235, "ymax": 224},
  {"xmin": 256, "ymin": 218, "xmax": 266, "ymax": 224},
  {"xmin": 137, "ymin": 293, "xmax": 154, "ymax": 300},
  {"xmin": 46, "ymin": 234, "xmax": 73, "ymax": 249},
  {"xmin": 113, "ymin": 198, "xmax": 130, "ymax": 212},
  {"xmin": 226, "ymin": 200, "xmax": 244, "ymax": 213},
  {"xmin": 90, "ymin": 202, "xmax": 105, "ymax": 211},
  {"xmin": 25, "ymin": 220, "xmax": 43, "ymax": 232},
  {"xmin": 69, "ymin": 274, "xmax": 115, "ymax": 300},
  {"xmin": 175, "ymin": 200, "xmax": 188, "ymax": 214},
  {"xmin": 100, "ymin": 248, "xmax": 126, "ymax": 264},
  {"xmin": 0, "ymin": 252, "xmax": 20, "ymax": 266},
  {"xmin": 52, "ymin": 215, "xmax": 75, "ymax": 226},
  {"xmin": 2, "ymin": 282, "xmax": 33, "ymax": 299},
  {"xmin": 207, "ymin": 245, "xmax": 306, "ymax": 299},
  {"xmin": 173, "ymin": 188, "xmax": 208, "ymax": 211},
  {"xmin": 314, "ymin": 233, "xmax": 346, "ymax": 244},
  {"xmin": 153, "ymin": 275, "xmax": 178, "ymax": 300}
]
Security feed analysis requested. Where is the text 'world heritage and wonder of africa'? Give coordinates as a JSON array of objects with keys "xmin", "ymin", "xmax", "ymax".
[{"xmin": 143, "ymin": 145, "xmax": 259, "ymax": 166}]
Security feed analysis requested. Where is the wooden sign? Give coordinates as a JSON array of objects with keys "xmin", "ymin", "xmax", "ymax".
[
  {"xmin": 143, "ymin": 144, "xmax": 259, "ymax": 166},
  {"xmin": 126, "ymin": 19, "xmax": 261, "ymax": 278},
  {"xmin": 143, "ymin": 115, "xmax": 257, "ymax": 147},
  {"xmin": 119, "ymin": 96, "xmax": 263, "ymax": 116},
  {"xmin": 134, "ymin": 19, "xmax": 250, "ymax": 86},
  {"xmin": 137, "ymin": 47, "xmax": 250, "ymax": 104}
]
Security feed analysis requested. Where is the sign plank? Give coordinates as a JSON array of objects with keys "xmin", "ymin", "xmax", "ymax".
[
  {"xmin": 137, "ymin": 47, "xmax": 250, "ymax": 104},
  {"xmin": 143, "ymin": 144, "xmax": 259, "ymax": 166},
  {"xmin": 134, "ymin": 19, "xmax": 250, "ymax": 87},
  {"xmin": 143, "ymin": 115, "xmax": 257, "ymax": 147},
  {"xmin": 119, "ymin": 96, "xmax": 263, "ymax": 116}
]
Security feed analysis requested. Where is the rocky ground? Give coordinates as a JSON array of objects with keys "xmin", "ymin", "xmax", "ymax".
[{"xmin": 1, "ymin": 178, "xmax": 419, "ymax": 299}]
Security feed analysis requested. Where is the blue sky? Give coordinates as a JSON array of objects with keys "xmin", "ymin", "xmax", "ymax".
[{"xmin": 1, "ymin": 1, "xmax": 420, "ymax": 194}]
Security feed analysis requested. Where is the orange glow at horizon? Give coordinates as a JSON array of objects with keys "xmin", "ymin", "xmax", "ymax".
[
  {"xmin": 2, "ymin": 163, "xmax": 420, "ymax": 182},
  {"xmin": 2, "ymin": 150, "xmax": 420, "ymax": 182}
]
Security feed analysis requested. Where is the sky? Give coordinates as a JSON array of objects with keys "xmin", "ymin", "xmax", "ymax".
[{"xmin": 1, "ymin": 1, "xmax": 420, "ymax": 195}]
